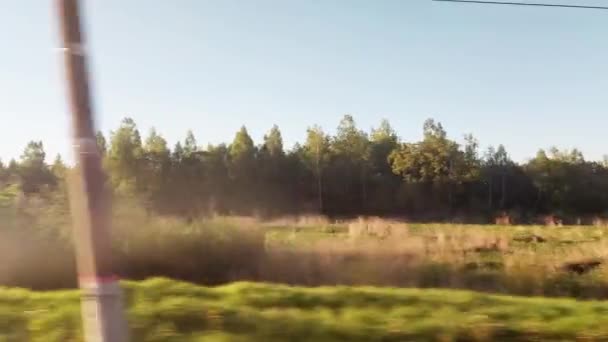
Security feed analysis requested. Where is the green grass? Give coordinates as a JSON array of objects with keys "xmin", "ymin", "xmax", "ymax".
[{"xmin": 4, "ymin": 278, "xmax": 608, "ymax": 341}]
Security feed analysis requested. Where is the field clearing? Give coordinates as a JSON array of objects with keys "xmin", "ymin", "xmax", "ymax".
[
  {"xmin": 5, "ymin": 208, "xmax": 608, "ymax": 340},
  {"xmin": 4, "ymin": 277, "xmax": 608, "ymax": 341},
  {"xmin": 5, "ymin": 203, "xmax": 608, "ymax": 297},
  {"xmin": 258, "ymin": 218, "xmax": 608, "ymax": 298}
]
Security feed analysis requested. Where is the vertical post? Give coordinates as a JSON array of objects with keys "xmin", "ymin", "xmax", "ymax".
[
  {"xmin": 55, "ymin": 1, "xmax": 128, "ymax": 341},
  {"xmin": 316, "ymin": 144, "xmax": 323, "ymax": 213}
]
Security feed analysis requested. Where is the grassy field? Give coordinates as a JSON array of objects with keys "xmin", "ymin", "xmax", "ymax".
[
  {"xmin": 5, "ymin": 198, "xmax": 608, "ymax": 340},
  {"xmin": 4, "ymin": 198, "xmax": 608, "ymax": 297},
  {"xmin": 262, "ymin": 217, "xmax": 608, "ymax": 297},
  {"xmin": 3, "ymin": 277, "xmax": 608, "ymax": 341}
]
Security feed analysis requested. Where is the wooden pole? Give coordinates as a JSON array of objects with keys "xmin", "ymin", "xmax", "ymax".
[{"xmin": 55, "ymin": 1, "xmax": 128, "ymax": 341}]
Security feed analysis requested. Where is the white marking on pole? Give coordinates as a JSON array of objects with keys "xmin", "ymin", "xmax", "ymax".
[
  {"xmin": 73, "ymin": 137, "xmax": 99, "ymax": 155},
  {"xmin": 57, "ymin": 43, "xmax": 86, "ymax": 56}
]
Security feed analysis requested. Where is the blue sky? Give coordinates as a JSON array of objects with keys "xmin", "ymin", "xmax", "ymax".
[{"xmin": 1, "ymin": 0, "xmax": 607, "ymax": 163}]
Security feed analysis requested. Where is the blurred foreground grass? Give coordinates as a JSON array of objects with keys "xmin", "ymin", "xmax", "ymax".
[{"xmin": 3, "ymin": 278, "xmax": 608, "ymax": 341}]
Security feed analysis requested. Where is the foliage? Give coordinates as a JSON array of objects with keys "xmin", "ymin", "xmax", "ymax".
[
  {"xmin": 5, "ymin": 115, "xmax": 608, "ymax": 220},
  {"xmin": 17, "ymin": 141, "xmax": 55, "ymax": 194},
  {"xmin": 302, "ymin": 125, "xmax": 330, "ymax": 212},
  {"xmin": 107, "ymin": 118, "xmax": 144, "ymax": 192}
]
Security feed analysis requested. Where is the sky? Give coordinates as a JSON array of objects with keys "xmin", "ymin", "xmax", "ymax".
[{"xmin": 1, "ymin": 0, "xmax": 608, "ymax": 163}]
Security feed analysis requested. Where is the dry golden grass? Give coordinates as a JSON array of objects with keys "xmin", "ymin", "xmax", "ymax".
[
  {"xmin": 259, "ymin": 217, "xmax": 608, "ymax": 297},
  {"xmin": 347, "ymin": 216, "xmax": 409, "ymax": 239},
  {"xmin": 5, "ymin": 196, "xmax": 608, "ymax": 298},
  {"xmin": 263, "ymin": 214, "xmax": 331, "ymax": 229}
]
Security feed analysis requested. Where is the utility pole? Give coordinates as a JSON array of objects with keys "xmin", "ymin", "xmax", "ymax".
[{"xmin": 56, "ymin": 1, "xmax": 128, "ymax": 341}]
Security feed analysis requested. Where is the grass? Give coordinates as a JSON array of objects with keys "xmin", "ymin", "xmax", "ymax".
[
  {"xmin": 5, "ymin": 192, "xmax": 608, "ymax": 298},
  {"xmin": 4, "ymin": 277, "xmax": 608, "ymax": 341},
  {"xmin": 262, "ymin": 218, "xmax": 608, "ymax": 297}
]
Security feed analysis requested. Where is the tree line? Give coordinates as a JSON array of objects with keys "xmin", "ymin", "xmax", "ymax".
[{"xmin": 2, "ymin": 115, "xmax": 608, "ymax": 222}]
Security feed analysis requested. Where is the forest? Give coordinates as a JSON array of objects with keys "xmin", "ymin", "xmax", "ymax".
[{"xmin": 1, "ymin": 115, "xmax": 607, "ymax": 223}]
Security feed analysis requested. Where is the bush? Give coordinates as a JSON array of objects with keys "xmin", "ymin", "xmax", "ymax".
[{"xmin": 0, "ymin": 197, "xmax": 265, "ymax": 289}]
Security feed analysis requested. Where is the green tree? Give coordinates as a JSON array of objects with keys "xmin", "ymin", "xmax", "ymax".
[
  {"xmin": 228, "ymin": 126, "xmax": 257, "ymax": 213},
  {"xmin": 107, "ymin": 118, "xmax": 144, "ymax": 191},
  {"xmin": 303, "ymin": 125, "xmax": 330, "ymax": 213},
  {"xmin": 262, "ymin": 125, "xmax": 284, "ymax": 158},
  {"xmin": 463, "ymin": 134, "xmax": 480, "ymax": 175},
  {"xmin": 18, "ymin": 141, "xmax": 55, "ymax": 193},
  {"xmin": 526, "ymin": 149, "xmax": 552, "ymax": 212},
  {"xmin": 258, "ymin": 125, "xmax": 287, "ymax": 215},
  {"xmin": 331, "ymin": 115, "xmax": 370, "ymax": 212},
  {"xmin": 204, "ymin": 143, "xmax": 230, "ymax": 214},
  {"xmin": 525, "ymin": 147, "xmax": 600, "ymax": 216},
  {"xmin": 389, "ymin": 119, "xmax": 467, "ymax": 213},
  {"xmin": 368, "ymin": 119, "xmax": 400, "ymax": 213},
  {"xmin": 332, "ymin": 115, "xmax": 370, "ymax": 160},
  {"xmin": 50, "ymin": 154, "xmax": 67, "ymax": 180},
  {"xmin": 494, "ymin": 145, "xmax": 510, "ymax": 209},
  {"xmin": 21, "ymin": 141, "xmax": 46, "ymax": 167},
  {"xmin": 369, "ymin": 119, "xmax": 398, "ymax": 174},
  {"xmin": 172, "ymin": 142, "xmax": 184, "ymax": 164},
  {"xmin": 183, "ymin": 130, "xmax": 198, "ymax": 157},
  {"xmin": 142, "ymin": 128, "xmax": 171, "ymax": 207},
  {"xmin": 230, "ymin": 126, "xmax": 255, "ymax": 162},
  {"xmin": 482, "ymin": 145, "xmax": 512, "ymax": 211}
]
